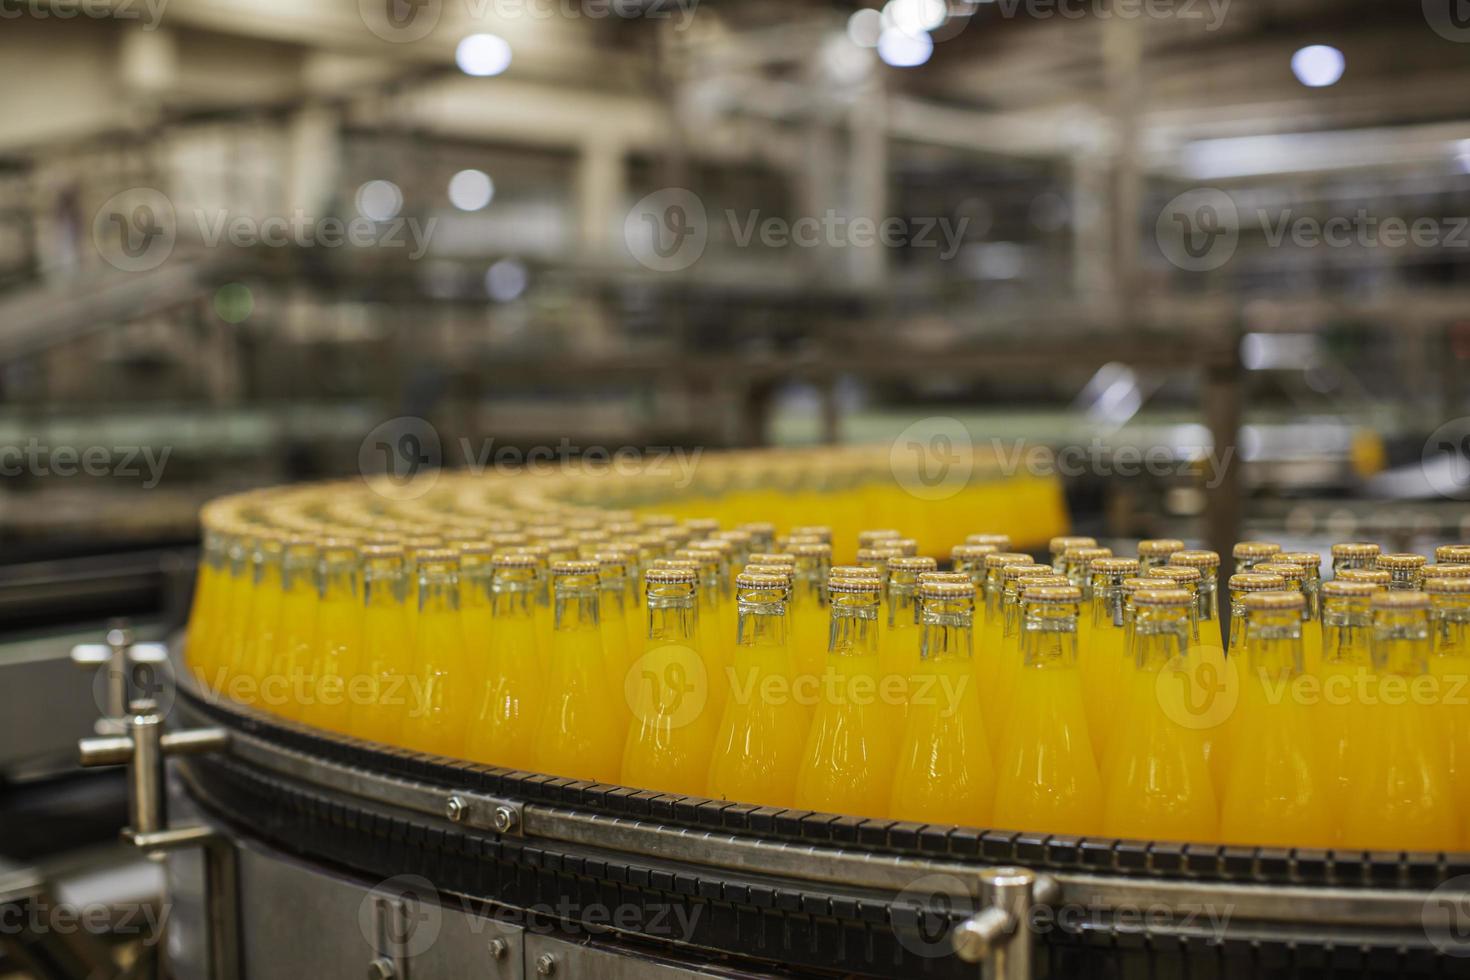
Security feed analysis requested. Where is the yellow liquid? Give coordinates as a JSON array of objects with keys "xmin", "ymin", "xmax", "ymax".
[
  {"xmin": 707, "ymin": 641, "xmax": 808, "ymax": 808},
  {"xmin": 537, "ymin": 627, "xmax": 623, "ymax": 784},
  {"xmin": 1340, "ymin": 688, "xmax": 1461, "ymax": 850},
  {"xmin": 975, "ymin": 596, "xmax": 1005, "ymax": 748},
  {"xmin": 241, "ymin": 565, "xmax": 284, "ymax": 708},
  {"xmin": 994, "ymin": 665, "xmax": 1102, "ymax": 836},
  {"xmin": 1082, "ymin": 620, "xmax": 1125, "ymax": 764},
  {"xmin": 271, "ymin": 576, "xmax": 319, "ymax": 722},
  {"xmin": 1218, "ymin": 668, "xmax": 1332, "ymax": 848},
  {"xmin": 186, "ymin": 557, "xmax": 223, "ymax": 691},
  {"xmin": 1102, "ymin": 668, "xmax": 1217, "ymax": 843},
  {"xmin": 1313, "ymin": 661, "xmax": 1371, "ymax": 812},
  {"xmin": 400, "ymin": 604, "xmax": 470, "ymax": 757},
  {"xmin": 792, "ymin": 602, "xmax": 827, "ymax": 687},
  {"xmin": 1301, "ymin": 617, "xmax": 1323, "ymax": 675},
  {"xmin": 889, "ymin": 657, "xmax": 994, "ymax": 825},
  {"xmin": 794, "ymin": 652, "xmax": 896, "ymax": 817},
  {"xmin": 465, "ymin": 605, "xmax": 543, "ymax": 771},
  {"xmin": 1429, "ymin": 654, "xmax": 1470, "ymax": 818},
  {"xmin": 350, "ymin": 600, "xmax": 412, "ymax": 745},
  {"xmin": 622, "ymin": 641, "xmax": 719, "ymax": 795},
  {"xmin": 879, "ymin": 608, "xmax": 921, "ymax": 732},
  {"xmin": 312, "ymin": 586, "xmax": 364, "ymax": 734},
  {"xmin": 217, "ymin": 564, "xmax": 253, "ymax": 696}
]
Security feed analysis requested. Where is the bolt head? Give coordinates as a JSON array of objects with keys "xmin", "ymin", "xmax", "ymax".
[
  {"xmin": 366, "ymin": 957, "xmax": 396, "ymax": 980},
  {"xmin": 493, "ymin": 804, "xmax": 519, "ymax": 834},
  {"xmin": 445, "ymin": 796, "xmax": 467, "ymax": 822},
  {"xmin": 535, "ymin": 952, "xmax": 556, "ymax": 976},
  {"xmin": 487, "ymin": 937, "xmax": 508, "ymax": 960}
]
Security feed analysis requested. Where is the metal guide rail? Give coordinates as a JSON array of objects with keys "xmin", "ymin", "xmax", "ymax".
[{"xmin": 156, "ymin": 658, "xmax": 1470, "ymax": 979}]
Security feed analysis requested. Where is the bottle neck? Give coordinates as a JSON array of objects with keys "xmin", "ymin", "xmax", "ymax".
[
  {"xmin": 319, "ymin": 551, "xmax": 360, "ymax": 602},
  {"xmin": 459, "ymin": 555, "xmax": 493, "ymax": 608},
  {"xmin": 491, "ymin": 568, "xmax": 538, "ymax": 618},
  {"xmin": 418, "ymin": 562, "xmax": 460, "ymax": 614},
  {"xmin": 737, "ymin": 593, "xmax": 788, "ymax": 649},
  {"xmin": 829, "ymin": 593, "xmax": 879, "ymax": 658},
  {"xmin": 646, "ymin": 585, "xmax": 698, "ymax": 644},
  {"xmin": 920, "ymin": 598, "xmax": 974, "ymax": 662},
  {"xmin": 1431, "ymin": 595, "xmax": 1470, "ymax": 655},
  {"xmin": 1321, "ymin": 596, "xmax": 1372, "ymax": 666},
  {"xmin": 554, "ymin": 577, "xmax": 600, "ymax": 631},
  {"xmin": 1372, "ymin": 609, "xmax": 1430, "ymax": 675},
  {"xmin": 1129, "ymin": 606, "xmax": 1190, "ymax": 671},
  {"xmin": 1243, "ymin": 609, "xmax": 1304, "ymax": 678},
  {"xmin": 888, "ymin": 577, "xmax": 921, "ymax": 630},
  {"xmin": 1194, "ymin": 572, "xmax": 1219, "ymax": 624},
  {"xmin": 1090, "ymin": 575, "xmax": 1127, "ymax": 628},
  {"xmin": 1020, "ymin": 603, "xmax": 1079, "ymax": 669},
  {"xmin": 363, "ymin": 558, "xmax": 407, "ymax": 607}
]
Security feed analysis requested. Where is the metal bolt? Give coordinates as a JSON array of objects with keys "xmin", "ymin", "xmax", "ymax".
[
  {"xmin": 445, "ymin": 795, "xmax": 468, "ymax": 823},
  {"xmin": 366, "ymin": 957, "xmax": 396, "ymax": 980},
  {"xmin": 535, "ymin": 952, "xmax": 556, "ymax": 976},
  {"xmin": 487, "ymin": 937, "xmax": 508, "ymax": 961},
  {"xmin": 952, "ymin": 907, "xmax": 1014, "ymax": 963},
  {"xmin": 492, "ymin": 804, "xmax": 519, "ymax": 834}
]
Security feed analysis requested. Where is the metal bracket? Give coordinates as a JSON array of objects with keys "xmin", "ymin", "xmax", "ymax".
[
  {"xmin": 954, "ymin": 867, "xmax": 1059, "ymax": 980},
  {"xmin": 79, "ymin": 696, "xmax": 237, "ymax": 980},
  {"xmin": 71, "ymin": 622, "xmax": 169, "ymax": 735},
  {"xmin": 367, "ymin": 894, "xmax": 414, "ymax": 980}
]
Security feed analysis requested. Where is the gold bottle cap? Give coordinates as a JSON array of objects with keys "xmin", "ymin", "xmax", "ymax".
[
  {"xmin": 1018, "ymin": 574, "xmax": 1070, "ymax": 588},
  {"xmin": 1422, "ymin": 563, "xmax": 1470, "ymax": 580},
  {"xmin": 644, "ymin": 567, "xmax": 697, "ymax": 585},
  {"xmin": 1132, "ymin": 587, "xmax": 1193, "ymax": 606},
  {"xmin": 857, "ymin": 529, "xmax": 902, "ymax": 546},
  {"xmin": 1277, "ymin": 551, "xmax": 1321, "ymax": 569},
  {"xmin": 1331, "ymin": 542, "xmax": 1380, "ymax": 559},
  {"xmin": 1254, "ymin": 562, "xmax": 1306, "ymax": 584},
  {"xmin": 1338, "ymin": 568, "xmax": 1391, "ymax": 586},
  {"xmin": 1049, "ymin": 535, "xmax": 1096, "ymax": 555},
  {"xmin": 743, "ymin": 564, "xmax": 793, "ymax": 580},
  {"xmin": 749, "ymin": 552, "xmax": 797, "ymax": 566},
  {"xmin": 919, "ymin": 571, "xmax": 972, "ymax": 585},
  {"xmin": 1148, "ymin": 565, "xmax": 1201, "ymax": 584},
  {"xmin": 856, "ymin": 547, "xmax": 902, "ymax": 562},
  {"xmin": 1023, "ymin": 585, "xmax": 1083, "ymax": 603},
  {"xmin": 1435, "ymin": 544, "xmax": 1470, "ymax": 564},
  {"xmin": 1065, "ymin": 546, "xmax": 1114, "ymax": 562},
  {"xmin": 920, "ymin": 580, "xmax": 975, "ymax": 601},
  {"xmin": 828, "ymin": 577, "xmax": 882, "ymax": 595},
  {"xmin": 736, "ymin": 572, "xmax": 788, "ymax": 591},
  {"xmin": 1229, "ymin": 572, "xmax": 1286, "ymax": 592},
  {"xmin": 1091, "ymin": 557, "xmax": 1140, "ymax": 576},
  {"xmin": 1003, "ymin": 564, "xmax": 1054, "ymax": 582},
  {"xmin": 889, "ymin": 556, "xmax": 938, "ymax": 573},
  {"xmin": 1377, "ymin": 553, "xmax": 1426, "ymax": 571},
  {"xmin": 984, "ymin": 552, "xmax": 1035, "ymax": 570},
  {"xmin": 1243, "ymin": 590, "xmax": 1305, "ymax": 612},
  {"xmin": 1232, "ymin": 540, "xmax": 1281, "ymax": 560},
  {"xmin": 789, "ymin": 542, "xmax": 832, "ymax": 558},
  {"xmin": 1426, "ymin": 576, "xmax": 1470, "ymax": 595},
  {"xmin": 551, "ymin": 559, "xmax": 600, "ymax": 576},
  {"xmin": 1170, "ymin": 549, "xmax": 1220, "ymax": 569},
  {"xmin": 952, "ymin": 543, "xmax": 998, "ymax": 562},
  {"xmin": 1321, "ymin": 580, "xmax": 1377, "ymax": 599},
  {"xmin": 830, "ymin": 565, "xmax": 881, "ymax": 579},
  {"xmin": 1137, "ymin": 538, "xmax": 1186, "ymax": 558}
]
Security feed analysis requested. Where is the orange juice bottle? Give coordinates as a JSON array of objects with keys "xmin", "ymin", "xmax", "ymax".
[
  {"xmin": 622, "ymin": 567, "xmax": 718, "ymax": 794},
  {"xmin": 1219, "ymin": 591, "xmax": 1332, "ymax": 848},
  {"xmin": 993, "ymin": 585, "xmax": 1102, "ymax": 836},
  {"xmin": 1136, "ymin": 538, "xmax": 1185, "ymax": 575},
  {"xmin": 794, "ymin": 576, "xmax": 895, "ymax": 817},
  {"xmin": 464, "ymin": 552, "xmax": 545, "ymax": 770},
  {"xmin": 311, "ymin": 537, "xmax": 365, "ymax": 734},
  {"xmin": 1224, "ymin": 572, "xmax": 1286, "ymax": 658},
  {"xmin": 1083, "ymin": 557, "xmax": 1139, "ymax": 762},
  {"xmin": 349, "ymin": 543, "xmax": 411, "ymax": 744},
  {"xmin": 241, "ymin": 531, "xmax": 287, "ymax": 709},
  {"xmin": 216, "ymin": 525, "xmax": 256, "ymax": 697},
  {"xmin": 889, "ymin": 580, "xmax": 995, "ymax": 825},
  {"xmin": 1427, "ymin": 576, "xmax": 1470, "ymax": 818},
  {"xmin": 1314, "ymin": 579, "xmax": 1376, "ymax": 811},
  {"xmin": 790, "ymin": 542, "xmax": 833, "ymax": 685},
  {"xmin": 677, "ymin": 547, "xmax": 733, "ymax": 716},
  {"xmin": 186, "ymin": 523, "xmax": 228, "ymax": 692},
  {"xmin": 1257, "ymin": 561, "xmax": 1317, "ymax": 671},
  {"xmin": 454, "ymin": 538, "xmax": 495, "ymax": 710},
  {"xmin": 881, "ymin": 556, "xmax": 937, "ymax": 729},
  {"xmin": 707, "ymin": 572, "xmax": 808, "ymax": 807},
  {"xmin": 1232, "ymin": 540, "xmax": 1281, "ymax": 572},
  {"xmin": 1169, "ymin": 550, "xmax": 1222, "ymax": 653},
  {"xmin": 951, "ymin": 543, "xmax": 997, "ymax": 593},
  {"xmin": 400, "ymin": 549, "xmax": 470, "ymax": 757},
  {"xmin": 990, "ymin": 565, "xmax": 1061, "ymax": 742},
  {"xmin": 1341, "ymin": 591, "xmax": 1460, "ymax": 850},
  {"xmin": 1048, "ymin": 536, "xmax": 1095, "ymax": 573},
  {"xmin": 1330, "ymin": 542, "xmax": 1379, "ymax": 578},
  {"xmin": 595, "ymin": 551, "xmax": 635, "ymax": 681},
  {"xmin": 1380, "ymin": 553, "xmax": 1427, "ymax": 592},
  {"xmin": 1279, "ymin": 551, "xmax": 1324, "ymax": 668},
  {"xmin": 1211, "ymin": 572, "xmax": 1285, "ymax": 788},
  {"xmin": 977, "ymin": 552, "xmax": 1032, "ymax": 741},
  {"xmin": 1102, "ymin": 588, "xmax": 1217, "ymax": 843},
  {"xmin": 536, "ymin": 560, "xmax": 622, "ymax": 782}
]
